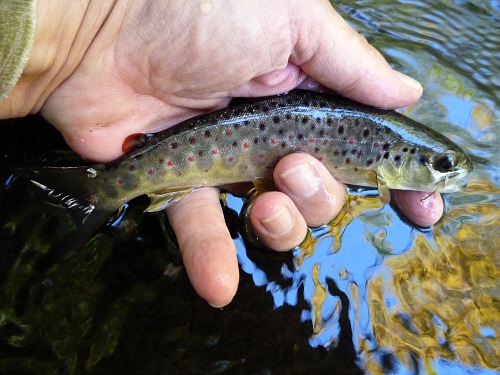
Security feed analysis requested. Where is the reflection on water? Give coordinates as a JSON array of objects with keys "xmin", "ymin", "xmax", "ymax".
[{"xmin": 0, "ymin": 0, "xmax": 498, "ymax": 374}]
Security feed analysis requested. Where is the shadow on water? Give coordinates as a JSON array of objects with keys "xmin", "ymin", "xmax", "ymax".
[{"xmin": 0, "ymin": 0, "xmax": 499, "ymax": 374}]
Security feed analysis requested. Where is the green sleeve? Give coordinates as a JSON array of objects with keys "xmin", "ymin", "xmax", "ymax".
[{"xmin": 0, "ymin": 0, "xmax": 36, "ymax": 101}]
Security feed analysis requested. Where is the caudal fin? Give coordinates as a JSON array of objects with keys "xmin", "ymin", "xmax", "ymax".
[{"xmin": 16, "ymin": 166, "xmax": 116, "ymax": 257}]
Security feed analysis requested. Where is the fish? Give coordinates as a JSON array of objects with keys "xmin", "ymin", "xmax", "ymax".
[{"xmin": 22, "ymin": 90, "xmax": 472, "ymax": 253}]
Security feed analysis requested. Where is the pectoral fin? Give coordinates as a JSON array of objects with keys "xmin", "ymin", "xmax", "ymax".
[
  {"xmin": 146, "ymin": 188, "xmax": 195, "ymax": 212},
  {"xmin": 252, "ymin": 178, "xmax": 276, "ymax": 193},
  {"xmin": 376, "ymin": 174, "xmax": 391, "ymax": 205}
]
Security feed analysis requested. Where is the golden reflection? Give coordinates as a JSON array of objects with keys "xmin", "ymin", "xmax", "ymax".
[{"xmin": 365, "ymin": 180, "xmax": 500, "ymax": 371}]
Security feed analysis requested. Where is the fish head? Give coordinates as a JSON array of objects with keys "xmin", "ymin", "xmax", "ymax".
[{"xmin": 378, "ymin": 144, "xmax": 473, "ymax": 193}]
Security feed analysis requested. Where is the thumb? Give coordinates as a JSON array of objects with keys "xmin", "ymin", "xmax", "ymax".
[{"xmin": 290, "ymin": 0, "xmax": 422, "ymax": 109}]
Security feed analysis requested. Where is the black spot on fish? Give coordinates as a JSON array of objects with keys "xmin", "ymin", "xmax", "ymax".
[
  {"xmin": 278, "ymin": 129, "xmax": 284, "ymax": 135},
  {"xmin": 338, "ymin": 125, "xmax": 345, "ymax": 134},
  {"xmin": 385, "ymin": 128, "xmax": 391, "ymax": 134},
  {"xmin": 419, "ymin": 155, "xmax": 429, "ymax": 165},
  {"xmin": 260, "ymin": 123, "xmax": 266, "ymax": 131},
  {"xmin": 402, "ymin": 147, "xmax": 408, "ymax": 153},
  {"xmin": 302, "ymin": 98, "xmax": 310, "ymax": 106},
  {"xmin": 189, "ymin": 137, "xmax": 196, "ymax": 145},
  {"xmin": 241, "ymin": 122, "xmax": 247, "ymax": 127},
  {"xmin": 375, "ymin": 127, "xmax": 382, "ymax": 134},
  {"xmin": 354, "ymin": 119, "xmax": 360, "ymax": 126},
  {"xmin": 273, "ymin": 116, "xmax": 280, "ymax": 124},
  {"xmin": 204, "ymin": 130, "xmax": 211, "ymax": 138},
  {"xmin": 315, "ymin": 147, "xmax": 320, "ymax": 153},
  {"xmin": 319, "ymin": 101, "xmax": 327, "ymax": 108},
  {"xmin": 383, "ymin": 142, "xmax": 391, "ymax": 151},
  {"xmin": 410, "ymin": 148, "xmax": 416, "ymax": 154},
  {"xmin": 285, "ymin": 113, "xmax": 292, "ymax": 120},
  {"xmin": 232, "ymin": 141, "xmax": 238, "ymax": 147},
  {"xmin": 345, "ymin": 158, "xmax": 351, "ymax": 164},
  {"xmin": 357, "ymin": 150, "xmax": 363, "ymax": 158},
  {"xmin": 341, "ymin": 150, "xmax": 347, "ymax": 157},
  {"xmin": 334, "ymin": 150, "xmax": 340, "ymax": 156},
  {"xmin": 394, "ymin": 155, "xmax": 401, "ymax": 163},
  {"xmin": 383, "ymin": 152, "xmax": 390, "ymax": 159},
  {"xmin": 311, "ymin": 124, "xmax": 316, "ymax": 131},
  {"xmin": 302, "ymin": 117, "xmax": 309, "ymax": 124},
  {"xmin": 327, "ymin": 118, "xmax": 333, "ymax": 125},
  {"xmin": 366, "ymin": 159, "xmax": 374, "ymax": 166},
  {"xmin": 354, "ymin": 167, "xmax": 358, "ymax": 172},
  {"xmin": 316, "ymin": 117, "xmax": 321, "ymax": 124},
  {"xmin": 376, "ymin": 154, "xmax": 382, "ymax": 162},
  {"xmin": 198, "ymin": 150, "xmax": 204, "ymax": 157},
  {"xmin": 281, "ymin": 142, "xmax": 287, "ymax": 148},
  {"xmin": 223, "ymin": 112, "xmax": 231, "ymax": 120},
  {"xmin": 351, "ymin": 148, "xmax": 357, "ymax": 155},
  {"xmin": 363, "ymin": 129, "xmax": 370, "ymax": 137},
  {"xmin": 319, "ymin": 130, "xmax": 325, "ymax": 137},
  {"xmin": 297, "ymin": 134, "xmax": 304, "ymax": 140},
  {"xmin": 262, "ymin": 137, "xmax": 268, "ymax": 143},
  {"xmin": 171, "ymin": 142, "xmax": 178, "ymax": 149},
  {"xmin": 263, "ymin": 106, "xmax": 270, "ymax": 113},
  {"xmin": 254, "ymin": 138, "xmax": 259, "ymax": 144}
]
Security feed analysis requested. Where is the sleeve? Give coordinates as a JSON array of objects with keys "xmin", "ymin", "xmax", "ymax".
[{"xmin": 0, "ymin": 0, "xmax": 36, "ymax": 101}]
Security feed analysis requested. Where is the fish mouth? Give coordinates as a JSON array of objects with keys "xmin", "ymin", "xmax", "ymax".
[{"xmin": 436, "ymin": 168, "xmax": 469, "ymax": 193}]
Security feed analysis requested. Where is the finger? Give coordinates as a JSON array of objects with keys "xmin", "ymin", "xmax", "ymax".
[
  {"xmin": 249, "ymin": 191, "xmax": 308, "ymax": 251},
  {"xmin": 290, "ymin": 0, "xmax": 423, "ymax": 109},
  {"xmin": 166, "ymin": 188, "xmax": 239, "ymax": 307},
  {"xmin": 273, "ymin": 153, "xmax": 346, "ymax": 227},
  {"xmin": 391, "ymin": 190, "xmax": 444, "ymax": 227}
]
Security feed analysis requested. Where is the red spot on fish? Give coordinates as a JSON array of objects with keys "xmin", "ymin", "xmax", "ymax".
[
  {"xmin": 349, "ymin": 138, "xmax": 354, "ymax": 145},
  {"xmin": 258, "ymin": 153, "xmax": 265, "ymax": 159},
  {"xmin": 118, "ymin": 179, "xmax": 124, "ymax": 185},
  {"xmin": 323, "ymin": 140, "xmax": 329, "ymax": 145},
  {"xmin": 374, "ymin": 142, "xmax": 380, "ymax": 148},
  {"xmin": 243, "ymin": 142, "xmax": 249, "ymax": 148},
  {"xmin": 122, "ymin": 133, "xmax": 147, "ymax": 153},
  {"xmin": 243, "ymin": 165, "xmax": 248, "ymax": 170},
  {"xmin": 226, "ymin": 129, "xmax": 233, "ymax": 136},
  {"xmin": 188, "ymin": 156, "xmax": 195, "ymax": 162},
  {"xmin": 317, "ymin": 157, "xmax": 324, "ymax": 162},
  {"xmin": 204, "ymin": 169, "xmax": 209, "ymax": 173},
  {"xmin": 289, "ymin": 134, "xmax": 295, "ymax": 141},
  {"xmin": 129, "ymin": 165, "xmax": 137, "ymax": 171},
  {"xmin": 211, "ymin": 149, "xmax": 218, "ymax": 155},
  {"xmin": 167, "ymin": 161, "xmax": 173, "ymax": 167},
  {"xmin": 228, "ymin": 156, "xmax": 234, "ymax": 162},
  {"xmin": 133, "ymin": 184, "xmax": 138, "ymax": 188},
  {"xmin": 148, "ymin": 169, "xmax": 154, "ymax": 175},
  {"xmin": 309, "ymin": 137, "xmax": 315, "ymax": 143},
  {"xmin": 271, "ymin": 138, "xmax": 277, "ymax": 144}
]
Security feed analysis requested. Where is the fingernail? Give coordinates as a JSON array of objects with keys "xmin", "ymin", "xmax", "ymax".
[
  {"xmin": 260, "ymin": 205, "xmax": 294, "ymax": 235},
  {"xmin": 395, "ymin": 71, "xmax": 422, "ymax": 92},
  {"xmin": 279, "ymin": 163, "xmax": 318, "ymax": 198}
]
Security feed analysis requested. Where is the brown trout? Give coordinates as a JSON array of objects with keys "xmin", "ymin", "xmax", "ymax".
[{"xmin": 25, "ymin": 90, "xmax": 471, "ymax": 250}]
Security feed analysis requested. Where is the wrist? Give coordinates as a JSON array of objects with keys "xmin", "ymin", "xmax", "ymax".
[{"xmin": 0, "ymin": 0, "xmax": 117, "ymax": 118}]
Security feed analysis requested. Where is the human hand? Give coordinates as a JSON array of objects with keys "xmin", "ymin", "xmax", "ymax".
[{"xmin": 0, "ymin": 0, "xmax": 442, "ymax": 307}]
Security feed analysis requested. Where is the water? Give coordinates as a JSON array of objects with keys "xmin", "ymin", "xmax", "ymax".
[{"xmin": 0, "ymin": 0, "xmax": 499, "ymax": 374}]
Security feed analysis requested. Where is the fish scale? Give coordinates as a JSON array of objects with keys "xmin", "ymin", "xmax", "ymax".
[{"xmin": 24, "ymin": 89, "xmax": 471, "ymax": 253}]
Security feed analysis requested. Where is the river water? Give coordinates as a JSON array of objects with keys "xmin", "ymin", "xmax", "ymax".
[{"xmin": 0, "ymin": 0, "xmax": 498, "ymax": 374}]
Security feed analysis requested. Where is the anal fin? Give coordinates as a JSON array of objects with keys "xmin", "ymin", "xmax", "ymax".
[{"xmin": 146, "ymin": 188, "xmax": 195, "ymax": 212}]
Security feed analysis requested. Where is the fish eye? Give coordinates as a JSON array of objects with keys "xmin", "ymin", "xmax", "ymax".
[{"xmin": 433, "ymin": 153, "xmax": 456, "ymax": 173}]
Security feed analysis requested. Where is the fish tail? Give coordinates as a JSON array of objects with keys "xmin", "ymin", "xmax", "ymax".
[{"xmin": 16, "ymin": 166, "xmax": 117, "ymax": 257}]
